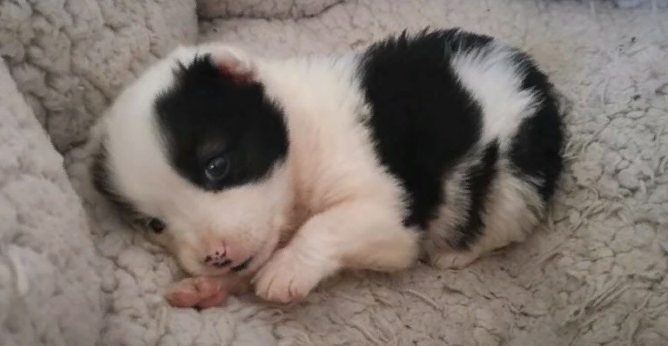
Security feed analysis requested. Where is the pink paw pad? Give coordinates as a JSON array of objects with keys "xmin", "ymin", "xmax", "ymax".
[{"xmin": 165, "ymin": 276, "xmax": 228, "ymax": 309}]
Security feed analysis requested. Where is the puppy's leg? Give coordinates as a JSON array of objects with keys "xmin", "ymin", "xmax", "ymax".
[
  {"xmin": 429, "ymin": 173, "xmax": 544, "ymax": 269},
  {"xmin": 253, "ymin": 201, "xmax": 419, "ymax": 303}
]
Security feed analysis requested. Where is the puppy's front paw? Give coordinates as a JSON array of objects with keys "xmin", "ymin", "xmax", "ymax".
[{"xmin": 252, "ymin": 249, "xmax": 327, "ymax": 304}]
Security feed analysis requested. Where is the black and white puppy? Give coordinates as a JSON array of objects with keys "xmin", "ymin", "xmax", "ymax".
[{"xmin": 92, "ymin": 29, "xmax": 563, "ymax": 306}]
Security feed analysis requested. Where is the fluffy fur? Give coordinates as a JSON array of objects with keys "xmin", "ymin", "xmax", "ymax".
[{"xmin": 92, "ymin": 29, "xmax": 563, "ymax": 306}]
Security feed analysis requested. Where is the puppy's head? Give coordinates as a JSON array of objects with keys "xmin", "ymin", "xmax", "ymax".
[{"xmin": 92, "ymin": 46, "xmax": 291, "ymax": 276}]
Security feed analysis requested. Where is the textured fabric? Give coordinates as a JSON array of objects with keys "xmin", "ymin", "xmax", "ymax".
[
  {"xmin": 2, "ymin": 0, "xmax": 668, "ymax": 345},
  {"xmin": 197, "ymin": 0, "xmax": 343, "ymax": 19},
  {"xmin": 0, "ymin": 0, "xmax": 197, "ymax": 152},
  {"xmin": 0, "ymin": 61, "xmax": 102, "ymax": 346}
]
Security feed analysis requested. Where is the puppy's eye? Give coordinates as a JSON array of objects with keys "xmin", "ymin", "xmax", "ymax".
[
  {"xmin": 146, "ymin": 218, "xmax": 166, "ymax": 234},
  {"xmin": 205, "ymin": 155, "xmax": 230, "ymax": 182}
]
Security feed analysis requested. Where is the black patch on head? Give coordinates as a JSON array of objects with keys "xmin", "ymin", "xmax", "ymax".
[
  {"xmin": 508, "ymin": 52, "xmax": 564, "ymax": 201},
  {"xmin": 452, "ymin": 141, "xmax": 499, "ymax": 249},
  {"xmin": 155, "ymin": 54, "xmax": 288, "ymax": 191},
  {"xmin": 359, "ymin": 29, "xmax": 488, "ymax": 229},
  {"xmin": 91, "ymin": 144, "xmax": 142, "ymax": 222}
]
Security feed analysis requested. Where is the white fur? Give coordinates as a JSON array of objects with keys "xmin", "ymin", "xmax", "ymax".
[{"xmin": 451, "ymin": 42, "xmax": 538, "ymax": 149}]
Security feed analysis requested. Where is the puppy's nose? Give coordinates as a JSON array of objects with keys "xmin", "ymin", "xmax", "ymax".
[
  {"xmin": 203, "ymin": 240, "xmax": 252, "ymax": 271},
  {"xmin": 203, "ymin": 244, "xmax": 231, "ymax": 268}
]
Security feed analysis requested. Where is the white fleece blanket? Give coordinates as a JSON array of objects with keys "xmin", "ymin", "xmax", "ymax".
[
  {"xmin": 2, "ymin": 0, "xmax": 668, "ymax": 345},
  {"xmin": 0, "ymin": 58, "xmax": 104, "ymax": 346},
  {"xmin": 0, "ymin": 0, "xmax": 198, "ymax": 152}
]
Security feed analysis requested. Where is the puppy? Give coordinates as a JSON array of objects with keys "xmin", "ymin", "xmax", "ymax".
[{"xmin": 91, "ymin": 29, "xmax": 564, "ymax": 307}]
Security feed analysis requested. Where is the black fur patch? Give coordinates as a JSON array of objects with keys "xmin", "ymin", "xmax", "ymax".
[
  {"xmin": 453, "ymin": 141, "xmax": 499, "ymax": 249},
  {"xmin": 509, "ymin": 52, "xmax": 564, "ymax": 201},
  {"xmin": 155, "ymin": 55, "xmax": 288, "ymax": 192},
  {"xmin": 359, "ymin": 29, "xmax": 488, "ymax": 229}
]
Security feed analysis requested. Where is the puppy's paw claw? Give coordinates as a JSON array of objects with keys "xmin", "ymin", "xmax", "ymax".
[{"xmin": 431, "ymin": 251, "xmax": 480, "ymax": 270}]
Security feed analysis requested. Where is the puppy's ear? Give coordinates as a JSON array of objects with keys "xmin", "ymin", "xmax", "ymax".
[{"xmin": 208, "ymin": 47, "xmax": 256, "ymax": 84}]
